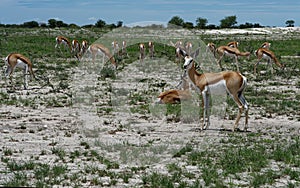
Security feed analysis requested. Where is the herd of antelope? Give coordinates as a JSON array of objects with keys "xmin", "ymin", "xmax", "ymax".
[
  {"xmin": 158, "ymin": 40, "xmax": 285, "ymax": 132},
  {"xmin": 3, "ymin": 33, "xmax": 286, "ymax": 132}
]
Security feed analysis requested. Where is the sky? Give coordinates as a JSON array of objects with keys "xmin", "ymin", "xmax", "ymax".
[{"xmin": 0, "ymin": 0, "xmax": 299, "ymax": 27}]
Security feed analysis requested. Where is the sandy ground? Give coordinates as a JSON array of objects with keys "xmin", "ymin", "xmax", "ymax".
[{"xmin": 0, "ymin": 27, "xmax": 299, "ymax": 187}]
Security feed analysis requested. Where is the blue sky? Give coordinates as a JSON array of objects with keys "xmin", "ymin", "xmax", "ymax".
[{"xmin": 1, "ymin": 0, "xmax": 299, "ymax": 27}]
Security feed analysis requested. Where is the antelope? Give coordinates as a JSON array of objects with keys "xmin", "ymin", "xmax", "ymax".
[
  {"xmin": 55, "ymin": 36, "xmax": 71, "ymax": 52},
  {"xmin": 71, "ymin": 39, "xmax": 81, "ymax": 60},
  {"xmin": 254, "ymin": 47, "xmax": 284, "ymax": 75},
  {"xmin": 180, "ymin": 49, "xmax": 249, "ymax": 132},
  {"xmin": 112, "ymin": 41, "xmax": 119, "ymax": 55},
  {"xmin": 139, "ymin": 43, "xmax": 145, "ymax": 62},
  {"xmin": 260, "ymin": 42, "xmax": 271, "ymax": 49},
  {"xmin": 148, "ymin": 41, "xmax": 154, "ymax": 59},
  {"xmin": 87, "ymin": 43, "xmax": 117, "ymax": 68},
  {"xmin": 4, "ymin": 53, "xmax": 36, "ymax": 89},
  {"xmin": 227, "ymin": 41, "xmax": 239, "ymax": 48},
  {"xmin": 81, "ymin": 40, "xmax": 89, "ymax": 54},
  {"xmin": 121, "ymin": 40, "xmax": 127, "ymax": 56},
  {"xmin": 157, "ymin": 89, "xmax": 192, "ymax": 104},
  {"xmin": 206, "ymin": 42, "xmax": 217, "ymax": 57},
  {"xmin": 171, "ymin": 40, "xmax": 185, "ymax": 63},
  {"xmin": 185, "ymin": 42, "xmax": 193, "ymax": 55},
  {"xmin": 215, "ymin": 45, "xmax": 251, "ymax": 72},
  {"xmin": 157, "ymin": 72, "xmax": 192, "ymax": 104},
  {"xmin": 206, "ymin": 41, "xmax": 238, "ymax": 56}
]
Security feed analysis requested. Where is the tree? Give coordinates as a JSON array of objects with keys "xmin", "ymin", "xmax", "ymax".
[
  {"xmin": 116, "ymin": 21, "xmax": 123, "ymax": 27},
  {"xmin": 285, "ymin": 20, "xmax": 295, "ymax": 27},
  {"xmin": 56, "ymin": 20, "xmax": 67, "ymax": 27},
  {"xmin": 168, "ymin": 16, "xmax": 184, "ymax": 27},
  {"xmin": 206, "ymin": 24, "xmax": 218, "ymax": 29},
  {"xmin": 95, "ymin": 19, "xmax": 106, "ymax": 28},
  {"xmin": 220, "ymin": 15, "xmax": 237, "ymax": 28},
  {"xmin": 82, "ymin": 24, "xmax": 94, "ymax": 28},
  {"xmin": 48, "ymin": 19, "xmax": 57, "ymax": 28},
  {"xmin": 69, "ymin": 23, "xmax": 80, "ymax": 28},
  {"xmin": 107, "ymin": 23, "xmax": 117, "ymax": 29},
  {"xmin": 183, "ymin": 22, "xmax": 194, "ymax": 29},
  {"xmin": 238, "ymin": 22, "xmax": 254, "ymax": 29},
  {"xmin": 40, "ymin": 23, "xmax": 47, "ymax": 28},
  {"xmin": 196, "ymin": 17, "xmax": 208, "ymax": 29},
  {"xmin": 23, "ymin": 21, "xmax": 39, "ymax": 28},
  {"xmin": 238, "ymin": 22, "xmax": 263, "ymax": 29}
]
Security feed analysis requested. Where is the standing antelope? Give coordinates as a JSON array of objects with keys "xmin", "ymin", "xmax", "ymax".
[
  {"xmin": 148, "ymin": 41, "xmax": 154, "ymax": 59},
  {"xmin": 172, "ymin": 40, "xmax": 185, "ymax": 63},
  {"xmin": 185, "ymin": 42, "xmax": 193, "ymax": 55},
  {"xmin": 87, "ymin": 43, "xmax": 117, "ymax": 68},
  {"xmin": 254, "ymin": 47, "xmax": 284, "ymax": 75},
  {"xmin": 4, "ymin": 53, "xmax": 36, "ymax": 89},
  {"xmin": 215, "ymin": 45, "xmax": 250, "ymax": 72},
  {"xmin": 121, "ymin": 40, "xmax": 127, "ymax": 57},
  {"xmin": 180, "ymin": 49, "xmax": 249, "ymax": 132},
  {"xmin": 81, "ymin": 40, "xmax": 88, "ymax": 54},
  {"xmin": 112, "ymin": 41, "xmax": 119, "ymax": 56},
  {"xmin": 139, "ymin": 43, "xmax": 145, "ymax": 62},
  {"xmin": 206, "ymin": 42, "xmax": 217, "ymax": 57},
  {"xmin": 71, "ymin": 39, "xmax": 81, "ymax": 60},
  {"xmin": 55, "ymin": 36, "xmax": 71, "ymax": 52}
]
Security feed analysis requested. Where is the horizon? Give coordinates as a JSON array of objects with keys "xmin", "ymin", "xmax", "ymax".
[{"xmin": 0, "ymin": 0, "xmax": 299, "ymax": 27}]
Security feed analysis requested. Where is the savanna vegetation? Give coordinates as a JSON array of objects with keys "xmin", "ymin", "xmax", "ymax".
[{"xmin": 0, "ymin": 26, "xmax": 299, "ymax": 187}]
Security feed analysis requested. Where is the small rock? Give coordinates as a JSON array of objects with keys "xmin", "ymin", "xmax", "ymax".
[{"xmin": 3, "ymin": 129, "xmax": 9, "ymax": 133}]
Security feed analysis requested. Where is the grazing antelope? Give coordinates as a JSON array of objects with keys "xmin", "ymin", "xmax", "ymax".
[
  {"xmin": 148, "ymin": 41, "xmax": 154, "ymax": 59},
  {"xmin": 139, "ymin": 43, "xmax": 145, "ymax": 62},
  {"xmin": 206, "ymin": 41, "xmax": 239, "ymax": 55},
  {"xmin": 4, "ymin": 53, "xmax": 36, "ymax": 89},
  {"xmin": 180, "ymin": 49, "xmax": 249, "ymax": 132},
  {"xmin": 81, "ymin": 40, "xmax": 88, "ymax": 54},
  {"xmin": 215, "ymin": 45, "xmax": 250, "ymax": 72},
  {"xmin": 71, "ymin": 39, "xmax": 81, "ymax": 60},
  {"xmin": 206, "ymin": 41, "xmax": 238, "ymax": 56},
  {"xmin": 55, "ymin": 36, "xmax": 71, "ymax": 52},
  {"xmin": 254, "ymin": 47, "xmax": 284, "ymax": 75},
  {"xmin": 87, "ymin": 43, "xmax": 117, "ymax": 68}
]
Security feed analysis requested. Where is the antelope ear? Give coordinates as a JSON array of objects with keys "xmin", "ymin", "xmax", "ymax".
[{"xmin": 178, "ymin": 48, "xmax": 188, "ymax": 57}]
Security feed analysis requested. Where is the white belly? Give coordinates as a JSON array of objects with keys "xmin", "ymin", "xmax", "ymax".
[
  {"xmin": 205, "ymin": 80, "xmax": 227, "ymax": 95},
  {"xmin": 61, "ymin": 40, "xmax": 68, "ymax": 47},
  {"xmin": 97, "ymin": 49, "xmax": 105, "ymax": 56},
  {"xmin": 15, "ymin": 59, "xmax": 28, "ymax": 70},
  {"xmin": 224, "ymin": 51, "xmax": 235, "ymax": 58},
  {"xmin": 262, "ymin": 54, "xmax": 272, "ymax": 62}
]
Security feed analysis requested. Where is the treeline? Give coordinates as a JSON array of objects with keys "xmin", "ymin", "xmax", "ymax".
[
  {"xmin": 0, "ymin": 18, "xmax": 123, "ymax": 29},
  {"xmin": 168, "ymin": 15, "xmax": 296, "ymax": 29},
  {"xmin": 0, "ymin": 16, "xmax": 296, "ymax": 29}
]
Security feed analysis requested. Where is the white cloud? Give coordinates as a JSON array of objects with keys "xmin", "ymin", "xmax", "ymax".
[{"xmin": 88, "ymin": 17, "xmax": 97, "ymax": 21}]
